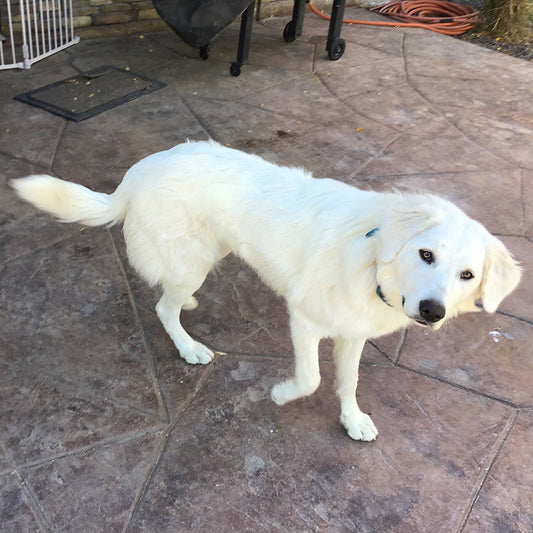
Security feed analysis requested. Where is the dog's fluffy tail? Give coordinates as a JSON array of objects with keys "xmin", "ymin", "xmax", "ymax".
[{"xmin": 10, "ymin": 175, "xmax": 127, "ymax": 227}]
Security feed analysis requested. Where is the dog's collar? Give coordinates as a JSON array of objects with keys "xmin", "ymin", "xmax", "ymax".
[
  {"xmin": 376, "ymin": 285, "xmax": 393, "ymax": 307},
  {"xmin": 365, "ymin": 228, "xmax": 391, "ymax": 307}
]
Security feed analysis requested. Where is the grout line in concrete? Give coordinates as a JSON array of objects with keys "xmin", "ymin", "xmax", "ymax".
[
  {"xmin": 121, "ymin": 363, "xmax": 216, "ymax": 528},
  {"xmin": 7, "ymin": 426, "xmax": 167, "ymax": 475},
  {"xmin": 107, "ymin": 228, "xmax": 171, "ymax": 424},
  {"xmin": 395, "ymin": 362, "xmax": 526, "ymax": 409},
  {"xmin": 1, "ymin": 226, "xmax": 81, "ymax": 267},
  {"xmin": 122, "ymin": 428, "xmax": 172, "ymax": 532},
  {"xmin": 458, "ymin": 409, "xmax": 519, "ymax": 532},
  {"xmin": 16, "ymin": 470, "xmax": 54, "ymax": 532},
  {"xmin": 49, "ymin": 120, "xmax": 68, "ymax": 176},
  {"xmin": 180, "ymin": 95, "xmax": 221, "ymax": 141}
]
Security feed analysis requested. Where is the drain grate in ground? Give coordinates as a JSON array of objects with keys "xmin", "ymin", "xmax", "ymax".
[{"xmin": 15, "ymin": 66, "xmax": 165, "ymax": 122}]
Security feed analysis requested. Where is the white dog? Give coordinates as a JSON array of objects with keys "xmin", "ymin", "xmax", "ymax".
[{"xmin": 11, "ymin": 140, "xmax": 521, "ymax": 441}]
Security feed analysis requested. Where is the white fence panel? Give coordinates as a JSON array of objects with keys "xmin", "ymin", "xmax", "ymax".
[{"xmin": 1, "ymin": 0, "xmax": 79, "ymax": 70}]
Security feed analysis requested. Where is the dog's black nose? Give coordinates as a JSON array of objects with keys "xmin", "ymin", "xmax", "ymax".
[{"xmin": 419, "ymin": 299, "xmax": 446, "ymax": 323}]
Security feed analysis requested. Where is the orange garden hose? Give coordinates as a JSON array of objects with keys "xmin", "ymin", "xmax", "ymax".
[{"xmin": 307, "ymin": 0, "xmax": 481, "ymax": 36}]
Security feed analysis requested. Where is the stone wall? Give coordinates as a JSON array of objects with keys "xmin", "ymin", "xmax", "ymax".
[
  {"xmin": 73, "ymin": 0, "xmax": 357, "ymax": 38},
  {"xmin": 73, "ymin": 0, "xmax": 167, "ymax": 37}
]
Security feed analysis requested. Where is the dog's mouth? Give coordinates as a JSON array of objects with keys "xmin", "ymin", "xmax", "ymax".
[{"xmin": 412, "ymin": 316, "xmax": 444, "ymax": 330}]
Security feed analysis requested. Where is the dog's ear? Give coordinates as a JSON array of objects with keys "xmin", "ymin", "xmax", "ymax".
[
  {"xmin": 380, "ymin": 201, "xmax": 443, "ymax": 263},
  {"xmin": 480, "ymin": 239, "xmax": 521, "ymax": 313}
]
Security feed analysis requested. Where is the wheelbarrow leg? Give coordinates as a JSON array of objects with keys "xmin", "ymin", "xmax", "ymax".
[
  {"xmin": 230, "ymin": 1, "xmax": 255, "ymax": 76},
  {"xmin": 326, "ymin": 0, "xmax": 346, "ymax": 60},
  {"xmin": 283, "ymin": 0, "xmax": 306, "ymax": 42}
]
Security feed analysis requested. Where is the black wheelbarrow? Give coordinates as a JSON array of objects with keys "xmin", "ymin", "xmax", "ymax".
[{"xmin": 152, "ymin": 0, "xmax": 347, "ymax": 76}]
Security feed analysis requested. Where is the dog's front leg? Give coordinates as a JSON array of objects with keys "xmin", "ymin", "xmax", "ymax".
[
  {"xmin": 334, "ymin": 337, "xmax": 378, "ymax": 441},
  {"xmin": 271, "ymin": 311, "xmax": 321, "ymax": 405}
]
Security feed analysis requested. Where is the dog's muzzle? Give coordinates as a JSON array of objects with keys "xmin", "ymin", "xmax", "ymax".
[{"xmin": 416, "ymin": 299, "xmax": 446, "ymax": 325}]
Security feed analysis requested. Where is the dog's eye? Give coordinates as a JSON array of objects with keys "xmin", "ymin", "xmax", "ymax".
[
  {"xmin": 461, "ymin": 270, "xmax": 474, "ymax": 280},
  {"xmin": 419, "ymin": 249, "xmax": 434, "ymax": 264}
]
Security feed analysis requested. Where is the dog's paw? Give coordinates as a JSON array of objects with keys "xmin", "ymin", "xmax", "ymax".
[
  {"xmin": 342, "ymin": 412, "xmax": 378, "ymax": 442},
  {"xmin": 271, "ymin": 377, "xmax": 319, "ymax": 405},
  {"xmin": 182, "ymin": 296, "xmax": 199, "ymax": 311},
  {"xmin": 179, "ymin": 341, "xmax": 214, "ymax": 365},
  {"xmin": 271, "ymin": 381, "xmax": 295, "ymax": 405}
]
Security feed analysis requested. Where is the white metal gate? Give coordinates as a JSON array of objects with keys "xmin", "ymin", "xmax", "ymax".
[{"xmin": 1, "ymin": 0, "xmax": 79, "ymax": 70}]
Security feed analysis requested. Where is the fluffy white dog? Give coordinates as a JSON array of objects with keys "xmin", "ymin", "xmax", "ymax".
[{"xmin": 11, "ymin": 140, "xmax": 521, "ymax": 441}]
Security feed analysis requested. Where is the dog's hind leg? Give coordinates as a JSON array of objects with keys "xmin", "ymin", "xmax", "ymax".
[
  {"xmin": 271, "ymin": 311, "xmax": 321, "ymax": 405},
  {"xmin": 156, "ymin": 283, "xmax": 213, "ymax": 365},
  {"xmin": 333, "ymin": 337, "xmax": 378, "ymax": 441}
]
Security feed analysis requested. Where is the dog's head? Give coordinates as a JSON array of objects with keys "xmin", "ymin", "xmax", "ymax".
[{"xmin": 375, "ymin": 195, "xmax": 521, "ymax": 329}]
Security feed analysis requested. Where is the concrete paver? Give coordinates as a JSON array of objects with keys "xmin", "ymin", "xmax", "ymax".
[{"xmin": 1, "ymin": 7, "xmax": 532, "ymax": 531}]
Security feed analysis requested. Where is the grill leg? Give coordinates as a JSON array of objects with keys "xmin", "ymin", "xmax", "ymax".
[
  {"xmin": 230, "ymin": 1, "xmax": 255, "ymax": 76},
  {"xmin": 326, "ymin": 0, "xmax": 346, "ymax": 60},
  {"xmin": 199, "ymin": 45, "xmax": 209, "ymax": 60},
  {"xmin": 283, "ymin": 0, "xmax": 306, "ymax": 42}
]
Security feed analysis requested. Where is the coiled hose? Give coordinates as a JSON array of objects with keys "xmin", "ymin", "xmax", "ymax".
[{"xmin": 307, "ymin": 0, "xmax": 481, "ymax": 36}]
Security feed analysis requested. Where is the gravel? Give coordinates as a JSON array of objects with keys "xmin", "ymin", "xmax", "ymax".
[{"xmin": 457, "ymin": 30, "xmax": 533, "ymax": 61}]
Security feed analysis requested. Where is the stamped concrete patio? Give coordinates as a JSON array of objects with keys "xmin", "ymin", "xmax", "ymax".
[{"xmin": 1, "ymin": 7, "xmax": 532, "ymax": 532}]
